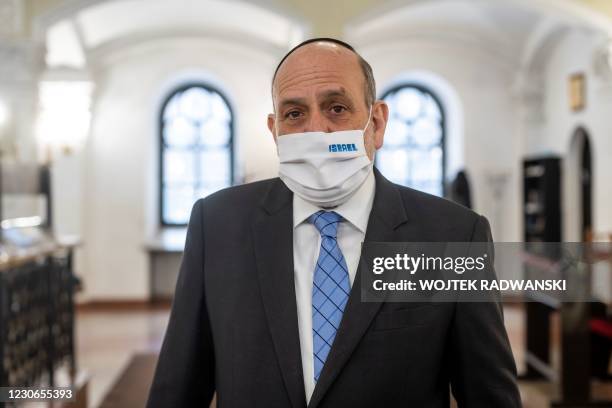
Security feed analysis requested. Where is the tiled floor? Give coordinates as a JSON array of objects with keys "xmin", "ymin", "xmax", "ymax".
[{"xmin": 75, "ymin": 303, "xmax": 610, "ymax": 408}]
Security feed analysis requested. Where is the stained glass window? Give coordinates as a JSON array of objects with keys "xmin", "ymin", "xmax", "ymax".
[
  {"xmin": 377, "ymin": 85, "xmax": 445, "ymax": 196},
  {"xmin": 160, "ymin": 85, "xmax": 233, "ymax": 225}
]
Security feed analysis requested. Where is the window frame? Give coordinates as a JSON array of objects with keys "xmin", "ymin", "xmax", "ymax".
[
  {"xmin": 378, "ymin": 83, "xmax": 446, "ymax": 197},
  {"xmin": 158, "ymin": 83, "xmax": 235, "ymax": 227}
]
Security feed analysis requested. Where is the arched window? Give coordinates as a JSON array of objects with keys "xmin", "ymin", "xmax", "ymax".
[
  {"xmin": 377, "ymin": 85, "xmax": 445, "ymax": 197},
  {"xmin": 160, "ymin": 84, "xmax": 234, "ymax": 225}
]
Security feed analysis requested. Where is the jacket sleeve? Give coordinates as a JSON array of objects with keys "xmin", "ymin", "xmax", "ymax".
[
  {"xmin": 449, "ymin": 215, "xmax": 522, "ymax": 408},
  {"xmin": 146, "ymin": 199, "xmax": 215, "ymax": 407}
]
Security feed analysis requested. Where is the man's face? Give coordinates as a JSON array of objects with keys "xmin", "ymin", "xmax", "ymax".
[{"xmin": 268, "ymin": 42, "xmax": 388, "ymax": 160}]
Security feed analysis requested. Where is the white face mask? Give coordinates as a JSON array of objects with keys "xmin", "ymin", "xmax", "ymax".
[{"xmin": 276, "ymin": 108, "xmax": 373, "ymax": 208}]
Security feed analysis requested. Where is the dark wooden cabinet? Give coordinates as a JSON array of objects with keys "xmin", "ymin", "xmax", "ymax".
[{"xmin": 523, "ymin": 156, "xmax": 561, "ymax": 243}]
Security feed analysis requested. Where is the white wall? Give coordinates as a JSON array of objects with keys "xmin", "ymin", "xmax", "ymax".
[
  {"xmin": 79, "ymin": 37, "xmax": 280, "ymax": 300},
  {"xmin": 532, "ymin": 29, "xmax": 612, "ymax": 238}
]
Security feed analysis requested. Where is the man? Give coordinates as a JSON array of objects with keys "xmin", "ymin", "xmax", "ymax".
[{"xmin": 147, "ymin": 38, "xmax": 521, "ymax": 407}]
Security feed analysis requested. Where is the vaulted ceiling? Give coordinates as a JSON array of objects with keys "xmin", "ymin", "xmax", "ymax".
[{"xmin": 27, "ymin": 0, "xmax": 612, "ymax": 74}]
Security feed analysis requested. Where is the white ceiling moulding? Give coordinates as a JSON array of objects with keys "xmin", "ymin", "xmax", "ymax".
[
  {"xmin": 32, "ymin": 0, "xmax": 108, "ymax": 43},
  {"xmin": 84, "ymin": 28, "xmax": 292, "ymax": 68},
  {"xmin": 345, "ymin": 0, "xmax": 612, "ymax": 36},
  {"xmin": 75, "ymin": 0, "xmax": 302, "ymax": 49},
  {"xmin": 344, "ymin": 0, "xmax": 538, "ymax": 43},
  {"xmin": 45, "ymin": 18, "xmax": 87, "ymax": 69},
  {"xmin": 518, "ymin": 17, "xmax": 569, "ymax": 74},
  {"xmin": 511, "ymin": 0, "xmax": 612, "ymax": 37},
  {"xmin": 510, "ymin": 21, "xmax": 571, "ymax": 120},
  {"xmin": 32, "ymin": 0, "xmax": 309, "ymax": 55},
  {"xmin": 346, "ymin": 27, "xmax": 520, "ymax": 75},
  {"xmin": 345, "ymin": 0, "xmax": 612, "ymax": 62},
  {"xmin": 0, "ymin": 0, "xmax": 24, "ymax": 38},
  {"xmin": 344, "ymin": 0, "xmax": 537, "ymax": 76}
]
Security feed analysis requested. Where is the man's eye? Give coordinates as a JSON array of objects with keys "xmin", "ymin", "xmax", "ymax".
[
  {"xmin": 330, "ymin": 105, "xmax": 347, "ymax": 114},
  {"xmin": 286, "ymin": 111, "xmax": 302, "ymax": 120}
]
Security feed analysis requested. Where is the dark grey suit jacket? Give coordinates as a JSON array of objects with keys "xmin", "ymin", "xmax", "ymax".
[{"xmin": 146, "ymin": 168, "xmax": 521, "ymax": 408}]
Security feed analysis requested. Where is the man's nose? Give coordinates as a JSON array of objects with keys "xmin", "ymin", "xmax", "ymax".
[{"xmin": 304, "ymin": 110, "xmax": 332, "ymax": 133}]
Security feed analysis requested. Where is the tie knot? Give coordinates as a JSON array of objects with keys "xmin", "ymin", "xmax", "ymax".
[{"xmin": 308, "ymin": 210, "xmax": 342, "ymax": 238}]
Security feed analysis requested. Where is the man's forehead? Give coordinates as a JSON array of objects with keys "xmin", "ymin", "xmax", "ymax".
[{"xmin": 273, "ymin": 43, "xmax": 362, "ymax": 96}]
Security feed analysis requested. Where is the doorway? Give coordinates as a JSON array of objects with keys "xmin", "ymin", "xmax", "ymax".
[{"xmin": 564, "ymin": 127, "xmax": 593, "ymax": 242}]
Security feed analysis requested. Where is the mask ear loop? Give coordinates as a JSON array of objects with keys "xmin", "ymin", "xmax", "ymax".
[
  {"xmin": 363, "ymin": 105, "xmax": 373, "ymax": 133},
  {"xmin": 363, "ymin": 105, "xmax": 376, "ymax": 163}
]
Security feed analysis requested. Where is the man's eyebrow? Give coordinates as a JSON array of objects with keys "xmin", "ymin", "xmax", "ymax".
[{"xmin": 277, "ymin": 97, "xmax": 309, "ymax": 109}]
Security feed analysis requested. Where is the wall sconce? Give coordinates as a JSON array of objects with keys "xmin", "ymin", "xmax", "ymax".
[{"xmin": 36, "ymin": 80, "xmax": 93, "ymax": 162}]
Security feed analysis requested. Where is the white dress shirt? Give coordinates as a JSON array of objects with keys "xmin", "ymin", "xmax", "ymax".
[{"xmin": 292, "ymin": 170, "xmax": 376, "ymax": 404}]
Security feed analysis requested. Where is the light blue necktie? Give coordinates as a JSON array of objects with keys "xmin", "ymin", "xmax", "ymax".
[{"xmin": 309, "ymin": 210, "xmax": 351, "ymax": 382}]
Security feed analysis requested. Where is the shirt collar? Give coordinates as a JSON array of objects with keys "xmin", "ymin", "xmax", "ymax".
[{"xmin": 293, "ymin": 170, "xmax": 376, "ymax": 233}]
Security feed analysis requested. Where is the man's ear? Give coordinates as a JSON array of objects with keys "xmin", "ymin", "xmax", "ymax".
[
  {"xmin": 372, "ymin": 100, "xmax": 388, "ymax": 150},
  {"xmin": 267, "ymin": 114, "xmax": 277, "ymax": 143}
]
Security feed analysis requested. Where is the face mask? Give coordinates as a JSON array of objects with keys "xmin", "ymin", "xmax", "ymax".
[{"xmin": 276, "ymin": 108, "xmax": 373, "ymax": 208}]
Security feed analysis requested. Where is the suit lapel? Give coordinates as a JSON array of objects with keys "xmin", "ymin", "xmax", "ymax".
[
  {"xmin": 252, "ymin": 179, "xmax": 307, "ymax": 408},
  {"xmin": 307, "ymin": 168, "xmax": 409, "ymax": 408}
]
